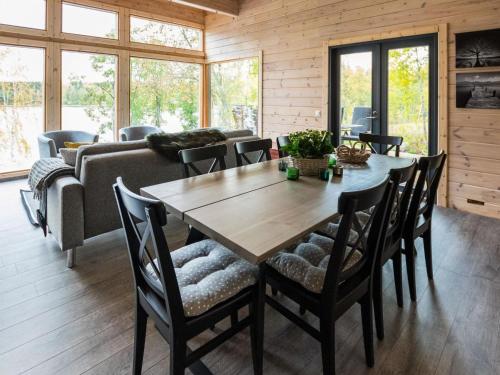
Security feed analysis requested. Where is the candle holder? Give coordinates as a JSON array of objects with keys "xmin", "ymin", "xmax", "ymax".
[
  {"xmin": 319, "ymin": 168, "xmax": 330, "ymax": 181},
  {"xmin": 286, "ymin": 166, "xmax": 300, "ymax": 180},
  {"xmin": 278, "ymin": 160, "xmax": 288, "ymax": 171},
  {"xmin": 328, "ymin": 154, "xmax": 337, "ymax": 168},
  {"xmin": 332, "ymin": 165, "xmax": 344, "ymax": 177}
]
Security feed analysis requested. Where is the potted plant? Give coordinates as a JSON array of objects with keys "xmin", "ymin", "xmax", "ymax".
[{"xmin": 282, "ymin": 129, "xmax": 334, "ymax": 176}]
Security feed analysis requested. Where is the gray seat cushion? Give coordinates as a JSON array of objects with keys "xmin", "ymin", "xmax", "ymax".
[
  {"xmin": 146, "ymin": 239, "xmax": 258, "ymax": 317},
  {"xmin": 267, "ymin": 233, "xmax": 363, "ymax": 294}
]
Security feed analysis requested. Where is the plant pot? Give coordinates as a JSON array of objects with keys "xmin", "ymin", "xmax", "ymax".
[{"xmin": 288, "ymin": 155, "xmax": 329, "ymax": 176}]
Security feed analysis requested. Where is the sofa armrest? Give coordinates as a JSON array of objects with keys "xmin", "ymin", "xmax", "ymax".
[
  {"xmin": 37, "ymin": 134, "xmax": 57, "ymax": 158},
  {"xmin": 46, "ymin": 176, "xmax": 84, "ymax": 251}
]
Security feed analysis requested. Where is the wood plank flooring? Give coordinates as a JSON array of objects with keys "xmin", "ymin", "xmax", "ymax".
[{"xmin": 1, "ymin": 179, "xmax": 499, "ymax": 374}]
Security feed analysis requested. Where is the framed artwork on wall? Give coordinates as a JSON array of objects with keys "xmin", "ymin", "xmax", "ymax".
[
  {"xmin": 456, "ymin": 72, "xmax": 500, "ymax": 109},
  {"xmin": 456, "ymin": 28, "xmax": 500, "ymax": 68}
]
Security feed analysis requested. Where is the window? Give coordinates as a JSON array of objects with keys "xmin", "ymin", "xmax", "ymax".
[
  {"xmin": 61, "ymin": 51, "xmax": 117, "ymax": 142},
  {"xmin": 62, "ymin": 3, "xmax": 118, "ymax": 39},
  {"xmin": 210, "ymin": 58, "xmax": 259, "ymax": 135},
  {"xmin": 130, "ymin": 16, "xmax": 202, "ymax": 50},
  {"xmin": 0, "ymin": 0, "xmax": 46, "ymax": 30},
  {"xmin": 130, "ymin": 57, "xmax": 201, "ymax": 132},
  {"xmin": 0, "ymin": 45, "xmax": 45, "ymax": 173}
]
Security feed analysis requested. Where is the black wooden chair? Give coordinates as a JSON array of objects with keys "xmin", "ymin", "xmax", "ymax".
[
  {"xmin": 359, "ymin": 133, "xmax": 404, "ymax": 157},
  {"xmin": 113, "ymin": 177, "xmax": 264, "ymax": 375},
  {"xmin": 403, "ymin": 151, "xmax": 447, "ymax": 301},
  {"xmin": 179, "ymin": 144, "xmax": 227, "ymax": 178},
  {"xmin": 372, "ymin": 160, "xmax": 417, "ymax": 340},
  {"xmin": 276, "ymin": 135, "xmax": 290, "ymax": 157},
  {"xmin": 265, "ymin": 176, "xmax": 398, "ymax": 374},
  {"xmin": 234, "ymin": 139, "xmax": 273, "ymax": 167}
]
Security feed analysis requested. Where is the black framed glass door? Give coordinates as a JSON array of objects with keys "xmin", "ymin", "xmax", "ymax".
[{"xmin": 329, "ymin": 34, "xmax": 438, "ymax": 156}]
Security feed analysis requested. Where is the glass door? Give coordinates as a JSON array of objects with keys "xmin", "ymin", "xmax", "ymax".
[
  {"xmin": 331, "ymin": 45, "xmax": 380, "ymax": 147},
  {"xmin": 330, "ymin": 35, "xmax": 437, "ymax": 156}
]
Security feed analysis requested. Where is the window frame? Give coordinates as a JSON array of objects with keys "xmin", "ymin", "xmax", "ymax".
[
  {"xmin": 128, "ymin": 10, "xmax": 205, "ymax": 56},
  {"xmin": 57, "ymin": 0, "xmax": 121, "ymax": 45},
  {"xmin": 59, "ymin": 44, "xmax": 120, "ymax": 141},
  {"xmin": 0, "ymin": 0, "xmax": 206, "ymax": 178},
  {"xmin": 207, "ymin": 53, "xmax": 263, "ymax": 137},
  {"xmin": 129, "ymin": 51, "xmax": 204, "ymax": 132},
  {"xmin": 0, "ymin": 36, "xmax": 48, "ymax": 177},
  {"xmin": 0, "ymin": 0, "xmax": 49, "ymax": 37}
]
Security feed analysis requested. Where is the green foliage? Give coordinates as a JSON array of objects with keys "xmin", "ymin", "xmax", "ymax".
[
  {"xmin": 210, "ymin": 58, "xmax": 258, "ymax": 131},
  {"xmin": 283, "ymin": 129, "xmax": 333, "ymax": 159}
]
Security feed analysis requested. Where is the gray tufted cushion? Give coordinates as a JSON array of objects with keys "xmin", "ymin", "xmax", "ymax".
[
  {"xmin": 146, "ymin": 239, "xmax": 258, "ymax": 317},
  {"xmin": 267, "ymin": 233, "xmax": 363, "ymax": 294}
]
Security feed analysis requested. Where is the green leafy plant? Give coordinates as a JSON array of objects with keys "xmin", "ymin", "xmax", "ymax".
[{"xmin": 282, "ymin": 129, "xmax": 334, "ymax": 159}]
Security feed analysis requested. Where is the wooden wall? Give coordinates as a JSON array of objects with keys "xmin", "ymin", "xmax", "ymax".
[{"xmin": 204, "ymin": 0, "xmax": 500, "ymax": 219}]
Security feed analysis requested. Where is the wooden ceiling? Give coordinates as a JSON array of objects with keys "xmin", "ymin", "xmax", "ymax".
[{"xmin": 170, "ymin": 0, "xmax": 239, "ymax": 16}]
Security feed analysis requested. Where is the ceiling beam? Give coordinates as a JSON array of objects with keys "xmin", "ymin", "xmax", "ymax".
[{"xmin": 171, "ymin": 0, "xmax": 239, "ymax": 16}]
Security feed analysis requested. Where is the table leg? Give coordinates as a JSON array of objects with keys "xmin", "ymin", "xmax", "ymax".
[{"xmin": 185, "ymin": 226, "xmax": 206, "ymax": 245}]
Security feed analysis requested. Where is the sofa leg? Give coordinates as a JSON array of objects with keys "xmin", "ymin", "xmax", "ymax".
[{"xmin": 66, "ymin": 248, "xmax": 76, "ymax": 268}]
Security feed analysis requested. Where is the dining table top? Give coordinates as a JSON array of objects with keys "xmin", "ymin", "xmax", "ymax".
[{"xmin": 141, "ymin": 154, "xmax": 414, "ymax": 264}]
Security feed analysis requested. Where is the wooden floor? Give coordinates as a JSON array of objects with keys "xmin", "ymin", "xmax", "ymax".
[{"xmin": 1, "ymin": 179, "xmax": 499, "ymax": 375}]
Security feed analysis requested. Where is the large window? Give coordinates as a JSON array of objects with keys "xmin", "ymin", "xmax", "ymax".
[
  {"xmin": 0, "ymin": 0, "xmax": 46, "ymax": 30},
  {"xmin": 130, "ymin": 57, "xmax": 200, "ymax": 132},
  {"xmin": 210, "ymin": 58, "xmax": 259, "ymax": 134},
  {"xmin": 0, "ymin": 45, "xmax": 45, "ymax": 173},
  {"xmin": 62, "ymin": 3, "xmax": 118, "ymax": 39},
  {"xmin": 130, "ymin": 16, "xmax": 202, "ymax": 50},
  {"xmin": 61, "ymin": 51, "xmax": 117, "ymax": 142}
]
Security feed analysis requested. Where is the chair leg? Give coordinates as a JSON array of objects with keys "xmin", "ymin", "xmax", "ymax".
[
  {"xmin": 320, "ymin": 319, "xmax": 336, "ymax": 375},
  {"xmin": 66, "ymin": 248, "xmax": 76, "ymax": 268},
  {"xmin": 423, "ymin": 229, "xmax": 433, "ymax": 280},
  {"xmin": 393, "ymin": 251, "xmax": 404, "ymax": 308},
  {"xmin": 373, "ymin": 266, "xmax": 384, "ymax": 341},
  {"xmin": 271, "ymin": 288, "xmax": 278, "ymax": 296},
  {"xmin": 133, "ymin": 303, "xmax": 148, "ymax": 375},
  {"xmin": 404, "ymin": 236, "xmax": 417, "ymax": 302},
  {"xmin": 360, "ymin": 294, "xmax": 375, "ymax": 368},
  {"xmin": 169, "ymin": 338, "xmax": 187, "ymax": 375},
  {"xmin": 250, "ymin": 266, "xmax": 265, "ymax": 375}
]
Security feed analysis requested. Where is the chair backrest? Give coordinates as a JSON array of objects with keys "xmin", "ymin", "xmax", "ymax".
[
  {"xmin": 41, "ymin": 130, "xmax": 99, "ymax": 155},
  {"xmin": 276, "ymin": 136, "xmax": 290, "ymax": 157},
  {"xmin": 178, "ymin": 144, "xmax": 227, "ymax": 178},
  {"xmin": 351, "ymin": 107, "xmax": 372, "ymax": 135},
  {"xmin": 321, "ymin": 175, "xmax": 398, "ymax": 310},
  {"xmin": 120, "ymin": 125, "xmax": 159, "ymax": 141},
  {"xmin": 234, "ymin": 139, "xmax": 272, "ymax": 167},
  {"xmin": 359, "ymin": 133, "xmax": 404, "ymax": 157},
  {"xmin": 381, "ymin": 160, "xmax": 418, "ymax": 258},
  {"xmin": 113, "ymin": 177, "xmax": 185, "ymax": 323},
  {"xmin": 405, "ymin": 151, "xmax": 447, "ymax": 233}
]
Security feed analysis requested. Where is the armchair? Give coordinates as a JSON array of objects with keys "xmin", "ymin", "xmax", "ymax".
[
  {"xmin": 38, "ymin": 130, "xmax": 99, "ymax": 158},
  {"xmin": 119, "ymin": 125, "xmax": 159, "ymax": 141}
]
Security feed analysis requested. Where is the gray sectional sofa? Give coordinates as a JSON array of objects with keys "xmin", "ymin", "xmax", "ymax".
[{"xmin": 45, "ymin": 129, "xmax": 259, "ymax": 267}]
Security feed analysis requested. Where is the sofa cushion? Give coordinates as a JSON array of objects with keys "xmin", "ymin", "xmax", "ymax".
[
  {"xmin": 146, "ymin": 239, "xmax": 258, "ymax": 317},
  {"xmin": 267, "ymin": 233, "xmax": 362, "ymax": 294}
]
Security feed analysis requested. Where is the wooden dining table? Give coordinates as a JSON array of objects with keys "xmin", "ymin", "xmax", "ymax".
[{"xmin": 141, "ymin": 154, "xmax": 414, "ymax": 265}]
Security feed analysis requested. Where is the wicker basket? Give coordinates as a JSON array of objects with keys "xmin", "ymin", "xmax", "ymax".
[
  {"xmin": 288, "ymin": 155, "xmax": 329, "ymax": 176},
  {"xmin": 336, "ymin": 142, "xmax": 371, "ymax": 164}
]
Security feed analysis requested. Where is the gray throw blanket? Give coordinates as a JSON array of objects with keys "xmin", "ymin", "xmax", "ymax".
[
  {"xmin": 28, "ymin": 158, "xmax": 75, "ymax": 236},
  {"xmin": 146, "ymin": 128, "xmax": 227, "ymax": 161}
]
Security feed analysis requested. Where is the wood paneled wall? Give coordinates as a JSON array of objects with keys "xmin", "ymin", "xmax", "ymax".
[{"xmin": 204, "ymin": 0, "xmax": 500, "ymax": 219}]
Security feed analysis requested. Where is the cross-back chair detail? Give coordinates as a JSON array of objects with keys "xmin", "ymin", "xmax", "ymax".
[
  {"xmin": 178, "ymin": 144, "xmax": 227, "ymax": 178},
  {"xmin": 276, "ymin": 135, "xmax": 291, "ymax": 157},
  {"xmin": 359, "ymin": 133, "xmax": 404, "ymax": 157},
  {"xmin": 113, "ymin": 178, "xmax": 264, "ymax": 375},
  {"xmin": 372, "ymin": 160, "xmax": 417, "ymax": 340},
  {"xmin": 403, "ymin": 151, "xmax": 446, "ymax": 301},
  {"xmin": 265, "ymin": 176, "xmax": 398, "ymax": 374},
  {"xmin": 234, "ymin": 139, "xmax": 273, "ymax": 167}
]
